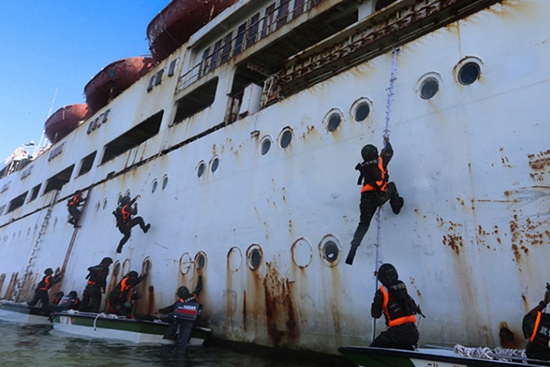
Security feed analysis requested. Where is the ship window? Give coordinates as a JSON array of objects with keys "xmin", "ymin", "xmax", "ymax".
[
  {"xmin": 201, "ymin": 47, "xmax": 211, "ymax": 76},
  {"xmin": 28, "ymin": 184, "xmax": 41, "ymax": 202},
  {"xmin": 353, "ymin": 99, "xmax": 371, "ymax": 122},
  {"xmin": 95, "ymin": 201, "xmax": 101, "ymax": 212},
  {"xmin": 320, "ymin": 236, "xmax": 341, "ymax": 267},
  {"xmin": 325, "ymin": 109, "xmax": 343, "ymax": 132},
  {"xmin": 162, "ymin": 175, "xmax": 169, "ymax": 190},
  {"xmin": 420, "ymin": 78, "xmax": 439, "ymax": 100},
  {"xmin": 168, "ymin": 58, "xmax": 178, "ymax": 77},
  {"xmin": 103, "ymin": 198, "xmax": 108, "ymax": 210},
  {"xmin": 151, "ymin": 179, "xmax": 158, "ymax": 193},
  {"xmin": 173, "ymin": 78, "xmax": 218, "ymax": 124},
  {"xmin": 233, "ymin": 23, "xmax": 246, "ymax": 57},
  {"xmin": 195, "ymin": 252, "xmax": 207, "ymax": 271},
  {"xmin": 262, "ymin": 3, "xmax": 276, "ymax": 39},
  {"xmin": 7, "ymin": 191, "xmax": 27, "ymax": 212},
  {"xmin": 143, "ymin": 258, "xmax": 152, "ymax": 275},
  {"xmin": 210, "ymin": 40, "xmax": 222, "ymax": 72},
  {"xmin": 375, "ymin": 0, "xmax": 397, "ymax": 11},
  {"xmin": 279, "ymin": 128, "xmax": 293, "ymax": 149},
  {"xmin": 458, "ymin": 62, "xmax": 481, "ymax": 85},
  {"xmin": 211, "ymin": 157, "xmax": 219, "ymax": 173},
  {"xmin": 246, "ymin": 13, "xmax": 260, "ymax": 48},
  {"xmin": 247, "ymin": 244, "xmax": 263, "ymax": 270},
  {"xmin": 113, "ymin": 262, "xmax": 121, "ymax": 276},
  {"xmin": 147, "ymin": 75, "xmax": 155, "ymax": 92},
  {"xmin": 291, "ymin": 238, "xmax": 312, "ymax": 268},
  {"xmin": 155, "ymin": 69, "xmax": 164, "ymax": 86},
  {"xmin": 101, "ymin": 111, "xmax": 163, "ymax": 164},
  {"xmin": 44, "ymin": 164, "xmax": 75, "ymax": 194},
  {"xmin": 78, "ymin": 151, "xmax": 97, "ymax": 176},
  {"xmin": 180, "ymin": 253, "xmax": 192, "ymax": 274},
  {"xmin": 0, "ymin": 205, "xmax": 4, "ymax": 216},
  {"xmin": 276, "ymin": 0, "xmax": 290, "ymax": 29},
  {"xmin": 261, "ymin": 136, "xmax": 272, "ymax": 155},
  {"xmin": 220, "ymin": 32, "xmax": 233, "ymax": 64},
  {"xmin": 227, "ymin": 247, "xmax": 243, "ymax": 272},
  {"xmin": 197, "ymin": 161, "xmax": 206, "ymax": 177},
  {"xmin": 293, "ymin": 0, "xmax": 305, "ymax": 17}
]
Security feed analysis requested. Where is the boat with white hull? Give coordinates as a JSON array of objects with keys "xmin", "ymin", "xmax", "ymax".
[
  {"xmin": 0, "ymin": 300, "xmax": 52, "ymax": 325},
  {"xmin": 1, "ymin": 0, "xmax": 550, "ymax": 356}
]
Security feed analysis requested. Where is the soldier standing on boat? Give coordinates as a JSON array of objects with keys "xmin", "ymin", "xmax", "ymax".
[
  {"xmin": 523, "ymin": 284, "xmax": 550, "ymax": 361},
  {"xmin": 79, "ymin": 257, "xmax": 113, "ymax": 313},
  {"xmin": 346, "ymin": 136, "xmax": 404, "ymax": 265},
  {"xmin": 67, "ymin": 190, "xmax": 86, "ymax": 228},
  {"xmin": 113, "ymin": 194, "xmax": 151, "ymax": 254},
  {"xmin": 370, "ymin": 263, "xmax": 422, "ymax": 350},
  {"xmin": 27, "ymin": 268, "xmax": 62, "ymax": 308},
  {"xmin": 106, "ymin": 270, "xmax": 147, "ymax": 318}
]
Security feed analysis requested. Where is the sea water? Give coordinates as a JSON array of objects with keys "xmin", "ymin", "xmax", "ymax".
[{"xmin": 0, "ymin": 320, "xmax": 351, "ymax": 367}]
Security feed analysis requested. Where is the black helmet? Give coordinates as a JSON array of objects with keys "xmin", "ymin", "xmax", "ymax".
[
  {"xmin": 54, "ymin": 291, "xmax": 64, "ymax": 298},
  {"xmin": 377, "ymin": 263, "xmax": 398, "ymax": 286},
  {"xmin": 120, "ymin": 195, "xmax": 131, "ymax": 205},
  {"xmin": 101, "ymin": 257, "xmax": 113, "ymax": 265},
  {"xmin": 44, "ymin": 268, "xmax": 54, "ymax": 275},
  {"xmin": 177, "ymin": 286, "xmax": 190, "ymax": 299},
  {"xmin": 361, "ymin": 144, "xmax": 378, "ymax": 161},
  {"xmin": 127, "ymin": 271, "xmax": 138, "ymax": 278},
  {"xmin": 69, "ymin": 291, "xmax": 78, "ymax": 298}
]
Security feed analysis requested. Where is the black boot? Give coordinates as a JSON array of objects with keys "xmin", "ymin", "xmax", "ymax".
[
  {"xmin": 345, "ymin": 245, "xmax": 358, "ymax": 265},
  {"xmin": 142, "ymin": 223, "xmax": 151, "ymax": 233},
  {"xmin": 390, "ymin": 197, "xmax": 404, "ymax": 215},
  {"xmin": 116, "ymin": 244, "xmax": 123, "ymax": 253}
]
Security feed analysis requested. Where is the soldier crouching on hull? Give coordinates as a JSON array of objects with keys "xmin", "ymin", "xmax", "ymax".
[
  {"xmin": 523, "ymin": 284, "xmax": 550, "ymax": 361},
  {"xmin": 27, "ymin": 268, "xmax": 62, "ymax": 308},
  {"xmin": 107, "ymin": 270, "xmax": 147, "ymax": 318},
  {"xmin": 346, "ymin": 136, "xmax": 404, "ymax": 265},
  {"xmin": 371, "ymin": 263, "xmax": 423, "ymax": 350},
  {"xmin": 55, "ymin": 291, "xmax": 81, "ymax": 311},
  {"xmin": 159, "ymin": 275, "xmax": 203, "ymax": 351},
  {"xmin": 113, "ymin": 194, "xmax": 151, "ymax": 254},
  {"xmin": 79, "ymin": 257, "xmax": 113, "ymax": 313}
]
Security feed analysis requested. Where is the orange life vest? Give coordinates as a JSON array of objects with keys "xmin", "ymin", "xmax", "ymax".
[
  {"xmin": 39, "ymin": 275, "xmax": 52, "ymax": 291},
  {"xmin": 69, "ymin": 194, "xmax": 80, "ymax": 207},
  {"xmin": 121, "ymin": 205, "xmax": 132, "ymax": 222},
  {"xmin": 360, "ymin": 157, "xmax": 388, "ymax": 193},
  {"xmin": 380, "ymin": 285, "xmax": 417, "ymax": 327}
]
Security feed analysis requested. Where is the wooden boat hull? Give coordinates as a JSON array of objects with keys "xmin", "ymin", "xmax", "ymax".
[
  {"xmin": 84, "ymin": 57, "xmax": 153, "ymax": 114},
  {"xmin": 0, "ymin": 300, "xmax": 52, "ymax": 325},
  {"xmin": 147, "ymin": 0, "xmax": 239, "ymax": 62},
  {"xmin": 338, "ymin": 346, "xmax": 550, "ymax": 367},
  {"xmin": 51, "ymin": 311, "xmax": 211, "ymax": 345},
  {"xmin": 44, "ymin": 104, "xmax": 89, "ymax": 143}
]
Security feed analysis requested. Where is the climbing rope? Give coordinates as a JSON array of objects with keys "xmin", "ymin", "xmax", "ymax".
[
  {"xmin": 372, "ymin": 47, "xmax": 400, "ymax": 343},
  {"xmin": 453, "ymin": 344, "xmax": 526, "ymax": 361}
]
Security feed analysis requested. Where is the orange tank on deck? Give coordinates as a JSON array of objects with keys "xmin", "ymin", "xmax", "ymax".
[
  {"xmin": 84, "ymin": 56, "xmax": 154, "ymax": 114},
  {"xmin": 44, "ymin": 104, "xmax": 89, "ymax": 143},
  {"xmin": 147, "ymin": 0, "xmax": 239, "ymax": 62}
]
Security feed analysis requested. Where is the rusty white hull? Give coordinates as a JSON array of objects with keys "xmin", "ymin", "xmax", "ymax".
[{"xmin": 0, "ymin": 0, "xmax": 549, "ymax": 355}]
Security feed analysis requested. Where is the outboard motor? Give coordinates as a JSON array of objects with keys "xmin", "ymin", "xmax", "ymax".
[{"xmin": 172, "ymin": 300, "xmax": 202, "ymax": 351}]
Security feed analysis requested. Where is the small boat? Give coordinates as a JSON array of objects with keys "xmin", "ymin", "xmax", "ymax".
[
  {"xmin": 147, "ymin": 0, "xmax": 239, "ymax": 62},
  {"xmin": 0, "ymin": 300, "xmax": 52, "ymax": 325},
  {"xmin": 44, "ymin": 103, "xmax": 89, "ymax": 143},
  {"xmin": 84, "ymin": 56, "xmax": 154, "ymax": 114},
  {"xmin": 338, "ymin": 345, "xmax": 550, "ymax": 367},
  {"xmin": 51, "ymin": 310, "xmax": 211, "ymax": 345}
]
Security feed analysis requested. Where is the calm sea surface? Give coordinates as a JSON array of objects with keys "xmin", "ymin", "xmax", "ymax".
[{"xmin": 0, "ymin": 320, "xmax": 352, "ymax": 367}]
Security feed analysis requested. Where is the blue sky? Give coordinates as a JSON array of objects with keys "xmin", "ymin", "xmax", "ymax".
[{"xmin": 0, "ymin": 1, "xmax": 168, "ymax": 162}]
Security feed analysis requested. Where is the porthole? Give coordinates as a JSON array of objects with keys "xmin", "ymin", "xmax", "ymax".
[
  {"xmin": 416, "ymin": 72, "xmax": 442, "ymax": 100},
  {"xmin": 227, "ymin": 247, "xmax": 243, "ymax": 272},
  {"xmin": 210, "ymin": 157, "xmax": 219, "ymax": 173},
  {"xmin": 246, "ymin": 244, "xmax": 263, "ymax": 270},
  {"xmin": 351, "ymin": 98, "xmax": 373, "ymax": 122},
  {"xmin": 180, "ymin": 253, "xmax": 192, "ymax": 274},
  {"xmin": 162, "ymin": 175, "xmax": 169, "ymax": 190},
  {"xmin": 124, "ymin": 190, "xmax": 131, "ymax": 198},
  {"xmin": 152, "ymin": 179, "xmax": 158, "ymax": 193},
  {"xmin": 261, "ymin": 136, "xmax": 272, "ymax": 155},
  {"xmin": 291, "ymin": 238, "xmax": 312, "ymax": 268},
  {"xmin": 113, "ymin": 261, "xmax": 121, "ymax": 276},
  {"xmin": 142, "ymin": 257, "xmax": 152, "ymax": 275},
  {"xmin": 117, "ymin": 193, "xmax": 123, "ymax": 205},
  {"xmin": 103, "ymin": 199, "xmax": 108, "ymax": 210},
  {"xmin": 325, "ymin": 109, "xmax": 344, "ymax": 132},
  {"xmin": 195, "ymin": 252, "xmax": 207, "ymax": 271},
  {"xmin": 319, "ymin": 235, "xmax": 342, "ymax": 267},
  {"xmin": 455, "ymin": 57, "xmax": 483, "ymax": 86},
  {"xmin": 95, "ymin": 202, "xmax": 101, "ymax": 212},
  {"xmin": 279, "ymin": 128, "xmax": 293, "ymax": 149},
  {"xmin": 197, "ymin": 161, "xmax": 206, "ymax": 177}
]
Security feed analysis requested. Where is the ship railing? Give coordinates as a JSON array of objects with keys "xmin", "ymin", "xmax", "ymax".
[{"xmin": 177, "ymin": 0, "xmax": 325, "ymax": 93}]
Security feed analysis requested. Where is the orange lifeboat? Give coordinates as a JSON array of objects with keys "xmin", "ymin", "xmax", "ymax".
[
  {"xmin": 147, "ymin": 0, "xmax": 239, "ymax": 62},
  {"xmin": 84, "ymin": 56, "xmax": 154, "ymax": 114},
  {"xmin": 44, "ymin": 104, "xmax": 89, "ymax": 143}
]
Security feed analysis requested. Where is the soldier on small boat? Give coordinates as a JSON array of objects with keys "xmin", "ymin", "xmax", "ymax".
[
  {"xmin": 346, "ymin": 136, "xmax": 404, "ymax": 265},
  {"xmin": 106, "ymin": 270, "xmax": 147, "ymax": 318},
  {"xmin": 27, "ymin": 268, "xmax": 62, "ymax": 309},
  {"xmin": 523, "ymin": 284, "xmax": 550, "ymax": 361},
  {"xmin": 113, "ymin": 194, "xmax": 151, "ymax": 253},
  {"xmin": 79, "ymin": 257, "xmax": 113, "ymax": 313},
  {"xmin": 370, "ymin": 263, "xmax": 422, "ymax": 350},
  {"xmin": 55, "ymin": 291, "xmax": 81, "ymax": 311},
  {"xmin": 67, "ymin": 189, "xmax": 86, "ymax": 228}
]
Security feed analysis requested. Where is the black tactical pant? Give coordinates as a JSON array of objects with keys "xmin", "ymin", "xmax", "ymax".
[
  {"xmin": 80, "ymin": 284, "xmax": 102, "ymax": 313},
  {"xmin": 370, "ymin": 322, "xmax": 419, "ymax": 350},
  {"xmin": 118, "ymin": 217, "xmax": 147, "ymax": 248},
  {"xmin": 28, "ymin": 289, "xmax": 50, "ymax": 308}
]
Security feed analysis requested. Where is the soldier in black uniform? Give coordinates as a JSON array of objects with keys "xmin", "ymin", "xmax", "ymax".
[
  {"xmin": 79, "ymin": 257, "xmax": 113, "ymax": 313},
  {"xmin": 523, "ymin": 285, "xmax": 550, "ymax": 361},
  {"xmin": 27, "ymin": 268, "xmax": 62, "ymax": 308}
]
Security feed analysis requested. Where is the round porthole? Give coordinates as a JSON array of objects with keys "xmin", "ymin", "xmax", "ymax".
[
  {"xmin": 227, "ymin": 247, "xmax": 243, "ymax": 273},
  {"xmin": 210, "ymin": 157, "xmax": 219, "ymax": 173},
  {"xmin": 197, "ymin": 161, "xmax": 206, "ymax": 177},
  {"xmin": 291, "ymin": 238, "xmax": 313, "ymax": 268},
  {"xmin": 152, "ymin": 180, "xmax": 158, "ymax": 193},
  {"xmin": 195, "ymin": 252, "xmax": 207, "ymax": 271},
  {"xmin": 326, "ymin": 109, "xmax": 343, "ymax": 132},
  {"xmin": 162, "ymin": 175, "xmax": 169, "ymax": 189},
  {"xmin": 103, "ymin": 199, "xmax": 108, "ymax": 210},
  {"xmin": 261, "ymin": 137, "xmax": 272, "ymax": 155},
  {"xmin": 95, "ymin": 202, "xmax": 101, "ymax": 212},
  {"xmin": 279, "ymin": 128, "xmax": 293, "ymax": 149},
  {"xmin": 180, "ymin": 253, "xmax": 192, "ymax": 274},
  {"xmin": 246, "ymin": 244, "xmax": 263, "ymax": 270},
  {"xmin": 455, "ymin": 57, "xmax": 483, "ymax": 86},
  {"xmin": 319, "ymin": 235, "xmax": 342, "ymax": 267},
  {"xmin": 353, "ymin": 100, "xmax": 371, "ymax": 122},
  {"xmin": 113, "ymin": 262, "xmax": 121, "ymax": 276},
  {"xmin": 142, "ymin": 258, "xmax": 152, "ymax": 275},
  {"xmin": 416, "ymin": 72, "xmax": 442, "ymax": 100}
]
